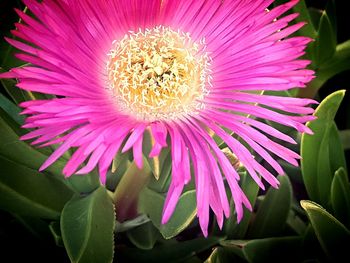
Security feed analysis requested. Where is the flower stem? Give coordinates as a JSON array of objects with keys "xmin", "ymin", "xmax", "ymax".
[{"xmin": 112, "ymin": 159, "xmax": 151, "ymax": 222}]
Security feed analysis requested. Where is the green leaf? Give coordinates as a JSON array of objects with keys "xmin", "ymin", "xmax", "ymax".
[
  {"xmin": 66, "ymin": 172, "xmax": 101, "ymax": 194},
  {"xmin": 0, "ymin": 93, "xmax": 24, "ymax": 125},
  {"xmin": 0, "ymin": 114, "xmax": 65, "ymax": 176},
  {"xmin": 221, "ymin": 236, "xmax": 302, "ymax": 263},
  {"xmin": 126, "ymin": 221, "xmax": 159, "ymax": 250},
  {"xmin": 308, "ymin": 7, "xmax": 323, "ymax": 30},
  {"xmin": 0, "ymin": 107, "xmax": 23, "ymax": 136},
  {"xmin": 331, "ymin": 167, "xmax": 350, "ymax": 227},
  {"xmin": 301, "ymin": 200, "xmax": 350, "ymax": 262},
  {"xmin": 311, "ymin": 40, "xmax": 350, "ymax": 91},
  {"xmin": 224, "ymin": 171, "xmax": 260, "ymax": 239},
  {"xmin": 286, "ymin": 210, "xmax": 307, "ymax": 236},
  {"xmin": 279, "ymin": 160, "xmax": 302, "ymax": 184},
  {"xmin": 61, "ymin": 187, "xmax": 115, "ymax": 263},
  {"xmin": 247, "ymin": 175, "xmax": 292, "ymax": 238},
  {"xmin": 147, "ymin": 150, "xmax": 172, "ymax": 193},
  {"xmin": 299, "ymin": 39, "xmax": 350, "ymax": 98},
  {"xmin": 142, "ymin": 130, "xmax": 171, "ymax": 182},
  {"xmin": 314, "ymin": 11, "xmax": 337, "ymax": 67},
  {"xmin": 292, "ymin": 0, "xmax": 317, "ymax": 39},
  {"xmin": 115, "ymin": 214, "xmax": 150, "ymax": 233},
  {"xmin": 119, "ymin": 236, "xmax": 221, "ymax": 263},
  {"xmin": 301, "ymin": 90, "xmax": 346, "ymax": 208},
  {"xmin": 107, "ymin": 153, "xmax": 130, "ymax": 190},
  {"xmin": 0, "ymin": 155, "xmax": 73, "ymax": 219},
  {"xmin": 139, "ymin": 187, "xmax": 197, "ymax": 239}
]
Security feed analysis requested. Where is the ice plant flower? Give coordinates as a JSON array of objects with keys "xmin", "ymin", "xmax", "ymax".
[{"xmin": 1, "ymin": 0, "xmax": 316, "ymax": 236}]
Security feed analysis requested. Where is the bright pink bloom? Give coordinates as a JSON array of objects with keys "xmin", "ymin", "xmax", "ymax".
[{"xmin": 1, "ymin": 0, "xmax": 316, "ymax": 236}]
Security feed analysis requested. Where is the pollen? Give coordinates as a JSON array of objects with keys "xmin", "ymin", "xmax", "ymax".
[{"xmin": 106, "ymin": 26, "xmax": 212, "ymax": 121}]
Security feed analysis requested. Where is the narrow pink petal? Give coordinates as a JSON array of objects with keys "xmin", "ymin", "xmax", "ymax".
[
  {"xmin": 133, "ymin": 133, "xmax": 144, "ymax": 169},
  {"xmin": 161, "ymin": 182, "xmax": 184, "ymax": 224},
  {"xmin": 76, "ymin": 144, "xmax": 107, "ymax": 174},
  {"xmin": 39, "ymin": 126, "xmax": 90, "ymax": 171},
  {"xmin": 122, "ymin": 123, "xmax": 147, "ymax": 153}
]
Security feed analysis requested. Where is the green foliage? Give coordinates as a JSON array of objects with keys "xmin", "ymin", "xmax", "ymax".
[
  {"xmin": 0, "ymin": 155, "xmax": 73, "ymax": 219},
  {"xmin": 126, "ymin": 221, "xmax": 159, "ymax": 250},
  {"xmin": 0, "ymin": 113, "xmax": 64, "ymax": 176},
  {"xmin": 60, "ymin": 187, "xmax": 115, "ymax": 263},
  {"xmin": 247, "ymin": 175, "xmax": 292, "ymax": 238},
  {"xmin": 291, "ymin": 0, "xmax": 317, "ymax": 39},
  {"xmin": 224, "ymin": 171, "xmax": 260, "ymax": 239},
  {"xmin": 331, "ymin": 167, "xmax": 350, "ymax": 227},
  {"xmin": 313, "ymin": 10, "xmax": 337, "ymax": 67},
  {"xmin": 301, "ymin": 200, "xmax": 350, "ymax": 262},
  {"xmin": 301, "ymin": 90, "xmax": 346, "ymax": 208},
  {"xmin": 139, "ymin": 187, "xmax": 197, "ymax": 239},
  {"xmin": 0, "ymin": 92, "xmax": 24, "ymax": 125},
  {"xmin": 118, "ymin": 236, "xmax": 221, "ymax": 263},
  {"xmin": 221, "ymin": 236, "xmax": 302, "ymax": 263}
]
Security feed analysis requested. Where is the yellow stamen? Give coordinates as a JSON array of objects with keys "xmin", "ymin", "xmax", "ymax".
[{"xmin": 106, "ymin": 26, "xmax": 211, "ymax": 121}]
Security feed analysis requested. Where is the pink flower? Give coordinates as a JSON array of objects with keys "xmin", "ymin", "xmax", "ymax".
[{"xmin": 1, "ymin": 0, "xmax": 316, "ymax": 236}]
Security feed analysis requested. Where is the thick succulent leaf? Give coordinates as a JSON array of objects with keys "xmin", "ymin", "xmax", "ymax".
[
  {"xmin": 0, "ymin": 114, "xmax": 64, "ymax": 176},
  {"xmin": 142, "ymin": 130, "xmax": 171, "ymax": 182},
  {"xmin": 126, "ymin": 221, "xmax": 159, "ymax": 250},
  {"xmin": 139, "ymin": 187, "xmax": 197, "ymax": 239},
  {"xmin": 314, "ymin": 10, "xmax": 337, "ymax": 67},
  {"xmin": 0, "ymin": 155, "xmax": 73, "ymax": 219},
  {"xmin": 0, "ymin": 93, "xmax": 24, "ymax": 125},
  {"xmin": 115, "ymin": 214, "xmax": 150, "ymax": 233},
  {"xmin": 224, "ymin": 171, "xmax": 260, "ymax": 239},
  {"xmin": 301, "ymin": 200, "xmax": 350, "ymax": 262},
  {"xmin": 119, "ymin": 236, "xmax": 221, "ymax": 263},
  {"xmin": 147, "ymin": 150, "xmax": 172, "ymax": 193},
  {"xmin": 247, "ymin": 175, "xmax": 292, "ymax": 238},
  {"xmin": 61, "ymin": 187, "xmax": 115, "ymax": 263},
  {"xmin": 286, "ymin": 210, "xmax": 307, "ymax": 236},
  {"xmin": 308, "ymin": 40, "xmax": 350, "ymax": 93},
  {"xmin": 292, "ymin": 0, "xmax": 317, "ymax": 39},
  {"xmin": 331, "ymin": 167, "xmax": 350, "ymax": 227},
  {"xmin": 221, "ymin": 236, "xmax": 302, "ymax": 263},
  {"xmin": 301, "ymin": 90, "xmax": 346, "ymax": 208},
  {"xmin": 66, "ymin": 172, "xmax": 101, "ymax": 194}
]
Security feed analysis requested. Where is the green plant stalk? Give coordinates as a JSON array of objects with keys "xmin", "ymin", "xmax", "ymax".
[{"xmin": 112, "ymin": 159, "xmax": 151, "ymax": 222}]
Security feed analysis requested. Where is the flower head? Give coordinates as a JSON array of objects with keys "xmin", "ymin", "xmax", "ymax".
[{"xmin": 1, "ymin": 0, "xmax": 316, "ymax": 236}]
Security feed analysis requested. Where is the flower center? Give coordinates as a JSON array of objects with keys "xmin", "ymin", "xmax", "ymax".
[{"xmin": 106, "ymin": 26, "xmax": 211, "ymax": 121}]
